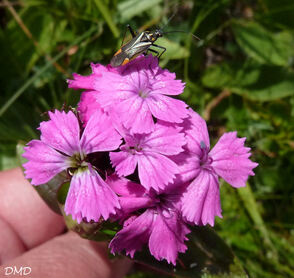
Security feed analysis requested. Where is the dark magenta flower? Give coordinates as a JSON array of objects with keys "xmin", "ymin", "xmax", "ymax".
[
  {"xmin": 107, "ymin": 175, "xmax": 190, "ymax": 265},
  {"xmin": 23, "ymin": 109, "xmax": 122, "ymax": 223}
]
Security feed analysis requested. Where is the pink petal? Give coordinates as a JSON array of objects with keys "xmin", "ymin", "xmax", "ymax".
[
  {"xmin": 147, "ymin": 94, "xmax": 188, "ymax": 123},
  {"xmin": 94, "ymin": 71, "xmax": 129, "ymax": 92},
  {"xmin": 115, "ymin": 95, "xmax": 155, "ymax": 134},
  {"xmin": 137, "ymin": 153, "xmax": 179, "ymax": 191},
  {"xmin": 118, "ymin": 196, "xmax": 154, "ymax": 216},
  {"xmin": 106, "ymin": 175, "xmax": 151, "ymax": 220},
  {"xmin": 39, "ymin": 110, "xmax": 80, "ymax": 156},
  {"xmin": 183, "ymin": 109, "xmax": 210, "ymax": 154},
  {"xmin": 171, "ymin": 152, "xmax": 201, "ymax": 183},
  {"xmin": 93, "ymin": 72, "xmax": 134, "ymax": 109},
  {"xmin": 67, "ymin": 73, "xmax": 97, "ymax": 90},
  {"xmin": 22, "ymin": 140, "xmax": 69, "ymax": 185},
  {"xmin": 64, "ymin": 166, "xmax": 120, "ymax": 223},
  {"xmin": 90, "ymin": 62, "xmax": 116, "ymax": 74},
  {"xmin": 122, "ymin": 55, "xmax": 185, "ymax": 96},
  {"xmin": 150, "ymin": 76, "xmax": 185, "ymax": 96},
  {"xmin": 181, "ymin": 170, "xmax": 222, "ymax": 226},
  {"xmin": 105, "ymin": 109, "xmax": 129, "ymax": 138},
  {"xmin": 210, "ymin": 132, "xmax": 258, "ymax": 187},
  {"xmin": 106, "ymin": 174, "xmax": 146, "ymax": 197},
  {"xmin": 80, "ymin": 109, "xmax": 122, "ymax": 154},
  {"xmin": 78, "ymin": 91, "xmax": 102, "ymax": 126},
  {"xmin": 149, "ymin": 210, "xmax": 190, "ymax": 265},
  {"xmin": 68, "ymin": 62, "xmax": 115, "ymax": 90},
  {"xmin": 155, "ymin": 67, "xmax": 176, "ymax": 81},
  {"xmin": 127, "ymin": 69, "xmax": 149, "ymax": 91},
  {"xmin": 142, "ymin": 123, "xmax": 186, "ymax": 155},
  {"xmin": 109, "ymin": 210, "xmax": 154, "ymax": 258},
  {"xmin": 110, "ymin": 151, "xmax": 138, "ymax": 177},
  {"xmin": 120, "ymin": 54, "xmax": 155, "ymax": 76}
]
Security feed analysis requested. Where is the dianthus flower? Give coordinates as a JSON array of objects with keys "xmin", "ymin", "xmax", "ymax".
[
  {"xmin": 176, "ymin": 109, "xmax": 258, "ymax": 226},
  {"xmin": 110, "ymin": 121, "xmax": 186, "ymax": 191},
  {"xmin": 68, "ymin": 63, "xmax": 116, "ymax": 125},
  {"xmin": 107, "ymin": 175, "xmax": 190, "ymax": 265},
  {"xmin": 68, "ymin": 55, "xmax": 188, "ymax": 133},
  {"xmin": 22, "ymin": 109, "xmax": 122, "ymax": 223}
]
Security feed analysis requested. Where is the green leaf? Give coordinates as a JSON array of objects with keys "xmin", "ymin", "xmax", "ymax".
[
  {"xmin": 133, "ymin": 226, "xmax": 247, "ymax": 278},
  {"xmin": 202, "ymin": 61, "xmax": 263, "ymax": 90},
  {"xmin": 232, "ymin": 21, "xmax": 294, "ymax": 67},
  {"xmin": 118, "ymin": 0, "xmax": 162, "ymax": 21},
  {"xmin": 202, "ymin": 61, "xmax": 294, "ymax": 101},
  {"xmin": 260, "ymin": 0, "xmax": 294, "ymax": 29},
  {"xmin": 16, "ymin": 141, "xmax": 27, "ymax": 167},
  {"xmin": 201, "ymin": 63, "xmax": 236, "ymax": 89},
  {"xmin": 159, "ymin": 38, "xmax": 190, "ymax": 60},
  {"xmin": 0, "ymin": 154, "xmax": 18, "ymax": 170}
]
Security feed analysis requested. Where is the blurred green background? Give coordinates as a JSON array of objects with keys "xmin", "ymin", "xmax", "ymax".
[{"xmin": 1, "ymin": 0, "xmax": 294, "ymax": 277}]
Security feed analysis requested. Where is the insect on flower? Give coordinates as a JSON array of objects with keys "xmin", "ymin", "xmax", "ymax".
[
  {"xmin": 110, "ymin": 25, "xmax": 166, "ymax": 67},
  {"xmin": 110, "ymin": 13, "xmax": 200, "ymax": 67}
]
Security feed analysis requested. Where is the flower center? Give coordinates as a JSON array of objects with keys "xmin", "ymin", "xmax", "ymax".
[
  {"xmin": 151, "ymin": 192, "xmax": 177, "ymax": 211},
  {"xmin": 199, "ymin": 141, "xmax": 213, "ymax": 171},
  {"xmin": 70, "ymin": 152, "xmax": 88, "ymax": 169},
  {"xmin": 128, "ymin": 143, "xmax": 143, "ymax": 154},
  {"xmin": 138, "ymin": 90, "xmax": 149, "ymax": 98}
]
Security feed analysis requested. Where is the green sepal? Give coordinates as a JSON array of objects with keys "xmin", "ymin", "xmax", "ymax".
[{"xmin": 58, "ymin": 203, "xmax": 119, "ymax": 241}]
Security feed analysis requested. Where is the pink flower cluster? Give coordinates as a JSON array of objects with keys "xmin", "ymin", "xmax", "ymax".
[{"xmin": 23, "ymin": 55, "xmax": 258, "ymax": 265}]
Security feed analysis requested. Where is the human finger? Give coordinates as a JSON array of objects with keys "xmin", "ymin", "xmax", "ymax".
[
  {"xmin": 0, "ymin": 232, "xmax": 132, "ymax": 278},
  {"xmin": 0, "ymin": 168, "xmax": 65, "ymax": 252}
]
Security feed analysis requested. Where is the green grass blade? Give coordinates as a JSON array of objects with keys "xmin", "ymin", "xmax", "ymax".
[
  {"xmin": 93, "ymin": 0, "xmax": 119, "ymax": 38},
  {"xmin": 0, "ymin": 25, "xmax": 97, "ymax": 117},
  {"xmin": 237, "ymin": 183, "xmax": 277, "ymax": 256}
]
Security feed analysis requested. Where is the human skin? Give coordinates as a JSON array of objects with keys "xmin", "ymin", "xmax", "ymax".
[{"xmin": 0, "ymin": 168, "xmax": 132, "ymax": 278}]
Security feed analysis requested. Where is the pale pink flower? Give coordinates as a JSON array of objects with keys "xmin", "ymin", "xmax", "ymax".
[
  {"xmin": 177, "ymin": 109, "xmax": 258, "ymax": 226},
  {"xmin": 107, "ymin": 175, "xmax": 190, "ymax": 265},
  {"xmin": 23, "ymin": 109, "xmax": 122, "ymax": 223}
]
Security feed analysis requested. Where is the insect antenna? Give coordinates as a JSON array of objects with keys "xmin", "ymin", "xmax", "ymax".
[
  {"xmin": 159, "ymin": 6, "xmax": 201, "ymax": 41},
  {"xmin": 163, "ymin": 30, "xmax": 201, "ymax": 41},
  {"xmin": 160, "ymin": 5, "xmax": 179, "ymax": 31}
]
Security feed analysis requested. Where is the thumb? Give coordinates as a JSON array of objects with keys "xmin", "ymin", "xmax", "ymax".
[{"xmin": 0, "ymin": 232, "xmax": 132, "ymax": 278}]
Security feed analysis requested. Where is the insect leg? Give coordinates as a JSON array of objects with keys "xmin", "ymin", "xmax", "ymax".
[
  {"xmin": 147, "ymin": 48, "xmax": 160, "ymax": 56},
  {"xmin": 127, "ymin": 24, "xmax": 137, "ymax": 38},
  {"xmin": 151, "ymin": 44, "xmax": 166, "ymax": 59},
  {"xmin": 121, "ymin": 25, "xmax": 137, "ymax": 47}
]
